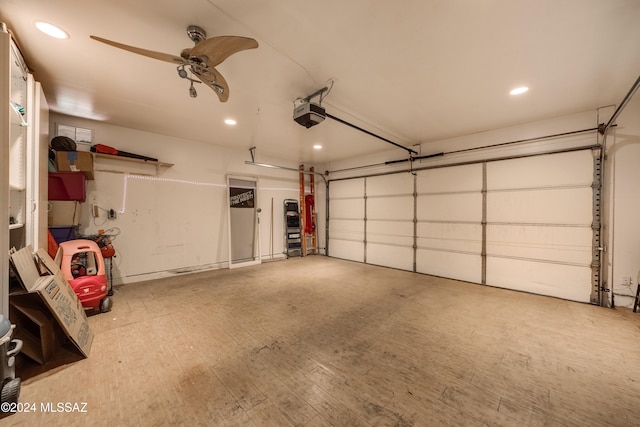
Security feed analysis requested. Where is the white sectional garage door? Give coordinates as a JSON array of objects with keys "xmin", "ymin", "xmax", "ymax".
[
  {"xmin": 328, "ymin": 149, "xmax": 596, "ymax": 303},
  {"xmin": 415, "ymin": 164, "xmax": 483, "ymax": 283},
  {"xmin": 366, "ymin": 173, "xmax": 414, "ymax": 271},
  {"xmin": 485, "ymin": 150, "xmax": 594, "ymax": 302},
  {"xmin": 328, "ymin": 178, "xmax": 365, "ymax": 262}
]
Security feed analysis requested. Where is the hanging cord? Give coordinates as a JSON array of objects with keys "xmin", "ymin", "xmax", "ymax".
[
  {"xmin": 101, "ymin": 227, "xmax": 121, "ymax": 240},
  {"xmin": 319, "ymin": 79, "xmax": 334, "ymax": 105}
]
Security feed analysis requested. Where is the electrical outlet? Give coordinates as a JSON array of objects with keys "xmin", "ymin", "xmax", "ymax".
[
  {"xmin": 108, "ymin": 209, "xmax": 117, "ymax": 220},
  {"xmin": 92, "ymin": 204, "xmax": 99, "ymax": 218}
]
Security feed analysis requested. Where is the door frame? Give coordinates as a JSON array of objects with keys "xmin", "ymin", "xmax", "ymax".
[{"xmin": 226, "ymin": 175, "xmax": 261, "ymax": 269}]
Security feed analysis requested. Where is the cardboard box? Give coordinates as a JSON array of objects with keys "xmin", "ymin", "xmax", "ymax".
[
  {"xmin": 9, "ymin": 246, "xmax": 93, "ymax": 358},
  {"xmin": 55, "ymin": 151, "xmax": 94, "ymax": 180},
  {"xmin": 48, "ymin": 201, "xmax": 82, "ymax": 226}
]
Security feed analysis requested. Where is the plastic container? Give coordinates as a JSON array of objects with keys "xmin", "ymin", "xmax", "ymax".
[
  {"xmin": 48, "ymin": 225, "xmax": 78, "ymax": 244},
  {"xmin": 48, "ymin": 172, "xmax": 86, "ymax": 201}
]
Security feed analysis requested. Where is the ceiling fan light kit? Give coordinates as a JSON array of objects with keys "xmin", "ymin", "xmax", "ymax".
[{"xmin": 90, "ymin": 25, "xmax": 258, "ymax": 102}]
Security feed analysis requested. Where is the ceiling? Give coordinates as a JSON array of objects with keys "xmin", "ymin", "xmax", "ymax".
[{"xmin": 2, "ymin": 0, "xmax": 640, "ymax": 165}]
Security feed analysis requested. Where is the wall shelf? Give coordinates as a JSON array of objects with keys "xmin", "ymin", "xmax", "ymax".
[
  {"xmin": 9, "ymin": 101, "xmax": 28, "ymax": 127},
  {"xmin": 92, "ymin": 152, "xmax": 174, "ymax": 168},
  {"xmin": 9, "ymin": 223, "xmax": 24, "ymax": 230}
]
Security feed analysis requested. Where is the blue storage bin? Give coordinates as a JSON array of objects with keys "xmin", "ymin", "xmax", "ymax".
[{"xmin": 48, "ymin": 226, "xmax": 78, "ymax": 244}]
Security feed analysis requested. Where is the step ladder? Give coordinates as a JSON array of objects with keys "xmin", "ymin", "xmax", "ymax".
[{"xmin": 283, "ymin": 199, "xmax": 302, "ymax": 257}]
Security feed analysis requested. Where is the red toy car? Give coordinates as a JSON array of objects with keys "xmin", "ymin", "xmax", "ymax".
[{"xmin": 58, "ymin": 239, "xmax": 112, "ymax": 313}]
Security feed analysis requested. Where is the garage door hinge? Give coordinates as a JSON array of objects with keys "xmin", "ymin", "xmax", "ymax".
[{"xmin": 600, "ymin": 285, "xmax": 610, "ymax": 293}]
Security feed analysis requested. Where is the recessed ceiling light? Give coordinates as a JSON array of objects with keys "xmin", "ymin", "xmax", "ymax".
[
  {"xmin": 510, "ymin": 86, "xmax": 529, "ymax": 95},
  {"xmin": 35, "ymin": 22, "xmax": 69, "ymax": 39},
  {"xmin": 313, "ymin": 145, "xmax": 322, "ymax": 150},
  {"xmin": 224, "ymin": 119, "xmax": 237, "ymax": 125}
]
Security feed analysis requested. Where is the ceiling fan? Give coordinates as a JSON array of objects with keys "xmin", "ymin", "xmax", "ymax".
[{"xmin": 90, "ymin": 25, "xmax": 258, "ymax": 102}]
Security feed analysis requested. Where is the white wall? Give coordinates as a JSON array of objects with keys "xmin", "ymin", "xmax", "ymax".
[
  {"xmin": 610, "ymin": 95, "xmax": 640, "ymax": 308},
  {"xmin": 49, "ymin": 113, "xmax": 325, "ymax": 285},
  {"xmin": 328, "ymin": 110, "xmax": 601, "ymax": 180}
]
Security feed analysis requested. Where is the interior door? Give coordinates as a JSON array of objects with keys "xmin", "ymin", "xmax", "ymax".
[{"xmin": 227, "ymin": 176, "xmax": 261, "ymax": 269}]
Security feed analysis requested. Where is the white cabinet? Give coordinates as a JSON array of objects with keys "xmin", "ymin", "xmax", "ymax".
[
  {"xmin": 1, "ymin": 25, "xmax": 49, "ymax": 315},
  {"xmin": 8, "ymin": 33, "xmax": 28, "ymax": 248}
]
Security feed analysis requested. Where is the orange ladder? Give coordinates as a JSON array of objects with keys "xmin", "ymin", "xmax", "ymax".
[{"xmin": 299, "ymin": 165, "xmax": 317, "ymax": 256}]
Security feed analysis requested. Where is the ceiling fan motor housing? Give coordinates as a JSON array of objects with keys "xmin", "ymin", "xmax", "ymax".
[
  {"xmin": 187, "ymin": 25, "xmax": 207, "ymax": 44},
  {"xmin": 293, "ymin": 101, "xmax": 326, "ymax": 128}
]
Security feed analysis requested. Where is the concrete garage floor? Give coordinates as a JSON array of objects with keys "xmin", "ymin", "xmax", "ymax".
[{"xmin": 8, "ymin": 255, "xmax": 640, "ymax": 426}]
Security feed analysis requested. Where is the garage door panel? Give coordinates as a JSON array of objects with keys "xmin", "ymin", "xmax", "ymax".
[
  {"xmin": 417, "ymin": 193, "xmax": 482, "ymax": 222},
  {"xmin": 329, "ymin": 178, "xmax": 365, "ymax": 262},
  {"xmin": 417, "ymin": 164, "xmax": 483, "ymax": 193},
  {"xmin": 416, "ymin": 249, "xmax": 482, "ymax": 283},
  {"xmin": 488, "ymin": 150, "xmax": 593, "ymax": 189},
  {"xmin": 368, "ymin": 196, "xmax": 413, "ymax": 221},
  {"xmin": 487, "ymin": 225, "xmax": 592, "ymax": 265},
  {"xmin": 330, "ymin": 240, "xmax": 364, "ymax": 263},
  {"xmin": 486, "ymin": 258, "xmax": 591, "ymax": 302},
  {"xmin": 417, "ymin": 222, "xmax": 482, "ymax": 253},
  {"xmin": 330, "ymin": 178, "xmax": 364, "ymax": 198},
  {"xmin": 330, "ymin": 198, "xmax": 364, "ymax": 219},
  {"xmin": 329, "ymin": 219, "xmax": 364, "ymax": 242},
  {"xmin": 485, "ymin": 150, "xmax": 594, "ymax": 302},
  {"xmin": 368, "ymin": 243, "xmax": 413, "ymax": 271},
  {"xmin": 487, "ymin": 187, "xmax": 592, "ymax": 224},
  {"xmin": 368, "ymin": 220, "xmax": 413, "ymax": 246},
  {"xmin": 366, "ymin": 174, "xmax": 413, "ymax": 196}
]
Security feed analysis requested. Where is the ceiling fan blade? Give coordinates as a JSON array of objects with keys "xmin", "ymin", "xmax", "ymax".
[
  {"xmin": 187, "ymin": 36, "xmax": 258, "ymax": 67},
  {"xmin": 90, "ymin": 35, "xmax": 185, "ymax": 65},
  {"xmin": 192, "ymin": 66, "xmax": 230, "ymax": 102}
]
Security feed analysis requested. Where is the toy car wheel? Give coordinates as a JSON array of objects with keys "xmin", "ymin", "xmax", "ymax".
[{"xmin": 100, "ymin": 297, "xmax": 113, "ymax": 313}]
